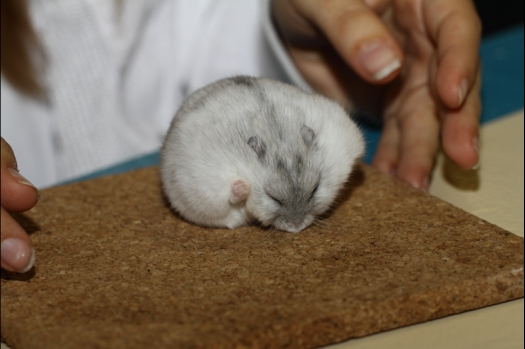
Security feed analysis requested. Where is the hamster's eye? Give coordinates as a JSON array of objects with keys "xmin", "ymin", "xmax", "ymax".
[
  {"xmin": 266, "ymin": 192, "xmax": 282, "ymax": 206},
  {"xmin": 309, "ymin": 182, "xmax": 319, "ymax": 201}
]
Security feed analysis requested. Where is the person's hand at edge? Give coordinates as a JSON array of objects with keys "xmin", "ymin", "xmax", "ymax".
[
  {"xmin": 272, "ymin": 0, "xmax": 481, "ymax": 190},
  {"xmin": 1, "ymin": 137, "xmax": 39, "ymax": 273}
]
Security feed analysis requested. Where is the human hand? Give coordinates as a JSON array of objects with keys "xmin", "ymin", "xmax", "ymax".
[
  {"xmin": 1, "ymin": 137, "xmax": 39, "ymax": 273},
  {"xmin": 272, "ymin": 0, "xmax": 481, "ymax": 189}
]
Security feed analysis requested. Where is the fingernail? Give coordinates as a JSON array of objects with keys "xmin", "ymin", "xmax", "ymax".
[
  {"xmin": 457, "ymin": 78, "xmax": 469, "ymax": 108},
  {"xmin": 7, "ymin": 168, "xmax": 39, "ymax": 198},
  {"xmin": 409, "ymin": 177, "xmax": 429, "ymax": 191},
  {"xmin": 471, "ymin": 136, "xmax": 480, "ymax": 170},
  {"xmin": 1, "ymin": 238, "xmax": 35, "ymax": 273},
  {"xmin": 360, "ymin": 42, "xmax": 401, "ymax": 80},
  {"xmin": 8, "ymin": 168, "xmax": 36, "ymax": 188}
]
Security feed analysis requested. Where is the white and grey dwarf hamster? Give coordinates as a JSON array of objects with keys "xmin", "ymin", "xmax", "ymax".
[{"xmin": 160, "ymin": 76, "xmax": 364, "ymax": 233}]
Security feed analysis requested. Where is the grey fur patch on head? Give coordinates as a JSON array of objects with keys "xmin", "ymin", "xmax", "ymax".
[
  {"xmin": 275, "ymin": 157, "xmax": 287, "ymax": 173},
  {"xmin": 293, "ymin": 154, "xmax": 304, "ymax": 174},
  {"xmin": 301, "ymin": 125, "xmax": 316, "ymax": 147},
  {"xmin": 231, "ymin": 76, "xmax": 254, "ymax": 87},
  {"xmin": 248, "ymin": 136, "xmax": 267, "ymax": 160}
]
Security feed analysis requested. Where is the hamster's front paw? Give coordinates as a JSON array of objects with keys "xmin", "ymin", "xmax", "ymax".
[{"xmin": 229, "ymin": 179, "xmax": 250, "ymax": 205}]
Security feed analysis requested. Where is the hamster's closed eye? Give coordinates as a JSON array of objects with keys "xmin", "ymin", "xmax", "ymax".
[
  {"xmin": 160, "ymin": 76, "xmax": 365, "ymax": 233},
  {"xmin": 266, "ymin": 191, "xmax": 283, "ymax": 206},
  {"xmin": 309, "ymin": 182, "xmax": 319, "ymax": 200}
]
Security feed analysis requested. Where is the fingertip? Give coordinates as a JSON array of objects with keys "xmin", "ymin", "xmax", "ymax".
[
  {"xmin": 457, "ymin": 78, "xmax": 469, "ymax": 108},
  {"xmin": 396, "ymin": 140, "xmax": 437, "ymax": 191},
  {"xmin": 436, "ymin": 67, "xmax": 470, "ymax": 109},
  {"xmin": 1, "ymin": 165, "xmax": 39, "ymax": 211},
  {"xmin": 311, "ymin": 1, "xmax": 403, "ymax": 83},
  {"xmin": 372, "ymin": 156, "xmax": 396, "ymax": 176},
  {"xmin": 7, "ymin": 168, "xmax": 39, "ymax": 192},
  {"xmin": 17, "ymin": 246, "xmax": 36, "ymax": 273},
  {"xmin": 359, "ymin": 41, "xmax": 402, "ymax": 82},
  {"xmin": 443, "ymin": 133, "xmax": 480, "ymax": 170},
  {"xmin": 1, "ymin": 239, "xmax": 35, "ymax": 273},
  {"xmin": 472, "ymin": 136, "xmax": 480, "ymax": 167},
  {"xmin": 396, "ymin": 164, "xmax": 431, "ymax": 191},
  {"xmin": 1, "ymin": 208, "xmax": 35, "ymax": 273},
  {"xmin": 441, "ymin": 108, "xmax": 480, "ymax": 170}
]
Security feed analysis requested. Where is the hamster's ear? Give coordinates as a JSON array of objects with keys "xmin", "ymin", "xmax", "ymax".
[
  {"xmin": 247, "ymin": 136, "xmax": 266, "ymax": 159},
  {"xmin": 301, "ymin": 125, "xmax": 316, "ymax": 147},
  {"xmin": 229, "ymin": 179, "xmax": 250, "ymax": 204}
]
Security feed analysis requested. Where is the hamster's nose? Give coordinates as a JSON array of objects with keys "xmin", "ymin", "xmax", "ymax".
[{"xmin": 282, "ymin": 219, "xmax": 307, "ymax": 233}]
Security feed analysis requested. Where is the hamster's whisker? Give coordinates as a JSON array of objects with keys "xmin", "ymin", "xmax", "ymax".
[
  {"xmin": 312, "ymin": 218, "xmax": 345, "ymax": 232},
  {"xmin": 267, "ymin": 225, "xmax": 280, "ymax": 235},
  {"xmin": 312, "ymin": 219, "xmax": 333, "ymax": 231}
]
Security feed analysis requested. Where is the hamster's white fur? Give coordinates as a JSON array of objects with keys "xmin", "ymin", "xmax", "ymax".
[{"xmin": 160, "ymin": 76, "xmax": 364, "ymax": 233}]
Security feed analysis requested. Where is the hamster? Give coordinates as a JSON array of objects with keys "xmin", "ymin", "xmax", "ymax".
[{"xmin": 160, "ymin": 76, "xmax": 364, "ymax": 233}]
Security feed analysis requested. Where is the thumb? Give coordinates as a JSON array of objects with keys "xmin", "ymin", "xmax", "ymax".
[{"xmin": 1, "ymin": 137, "xmax": 39, "ymax": 211}]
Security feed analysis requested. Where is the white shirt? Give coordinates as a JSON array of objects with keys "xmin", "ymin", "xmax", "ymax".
[{"xmin": 1, "ymin": 0, "xmax": 304, "ymax": 188}]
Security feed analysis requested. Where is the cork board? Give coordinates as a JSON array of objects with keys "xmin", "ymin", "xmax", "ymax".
[{"xmin": 1, "ymin": 165, "xmax": 523, "ymax": 349}]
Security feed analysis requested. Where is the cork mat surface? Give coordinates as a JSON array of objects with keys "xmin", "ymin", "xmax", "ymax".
[{"xmin": 1, "ymin": 165, "xmax": 523, "ymax": 349}]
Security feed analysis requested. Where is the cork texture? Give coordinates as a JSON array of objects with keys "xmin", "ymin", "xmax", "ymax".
[{"xmin": 1, "ymin": 165, "xmax": 523, "ymax": 349}]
